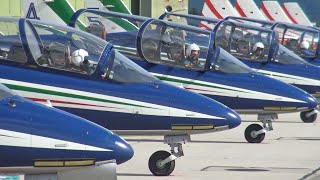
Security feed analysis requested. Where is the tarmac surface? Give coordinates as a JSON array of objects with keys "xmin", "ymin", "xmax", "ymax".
[{"xmin": 117, "ymin": 113, "xmax": 320, "ymax": 180}]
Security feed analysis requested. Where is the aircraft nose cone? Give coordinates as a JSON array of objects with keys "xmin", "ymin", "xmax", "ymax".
[
  {"xmin": 306, "ymin": 94, "xmax": 318, "ymax": 109},
  {"xmin": 226, "ymin": 110, "xmax": 241, "ymax": 129},
  {"xmin": 113, "ymin": 135, "xmax": 134, "ymax": 164}
]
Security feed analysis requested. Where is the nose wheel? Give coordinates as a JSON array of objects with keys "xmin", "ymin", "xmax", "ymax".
[
  {"xmin": 148, "ymin": 151, "xmax": 175, "ymax": 176},
  {"xmin": 148, "ymin": 135, "xmax": 190, "ymax": 176},
  {"xmin": 244, "ymin": 113, "xmax": 277, "ymax": 143},
  {"xmin": 245, "ymin": 124, "xmax": 265, "ymax": 143},
  {"xmin": 300, "ymin": 109, "xmax": 318, "ymax": 123}
]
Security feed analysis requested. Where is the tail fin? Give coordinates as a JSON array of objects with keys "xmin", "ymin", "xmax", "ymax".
[
  {"xmin": 23, "ymin": 0, "xmax": 70, "ymax": 25},
  {"xmin": 201, "ymin": 0, "xmax": 239, "ymax": 19},
  {"xmin": 234, "ymin": 0, "xmax": 266, "ymax": 20}
]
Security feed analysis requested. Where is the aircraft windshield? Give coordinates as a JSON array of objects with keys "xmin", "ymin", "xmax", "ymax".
[
  {"xmin": 74, "ymin": 11, "xmax": 145, "ymax": 59},
  {"xmin": 211, "ymin": 47, "xmax": 251, "ymax": 73},
  {"xmin": 0, "ymin": 83, "xmax": 15, "ymax": 100},
  {"xmin": 0, "ymin": 18, "xmax": 27, "ymax": 63},
  {"xmin": 215, "ymin": 22, "xmax": 272, "ymax": 62},
  {"xmin": 102, "ymin": 49, "xmax": 157, "ymax": 83},
  {"xmin": 273, "ymin": 44, "xmax": 307, "ymax": 65},
  {"xmin": 140, "ymin": 20, "xmax": 211, "ymax": 71},
  {"xmin": 273, "ymin": 25, "xmax": 319, "ymax": 58},
  {"xmin": 25, "ymin": 19, "xmax": 107, "ymax": 74}
]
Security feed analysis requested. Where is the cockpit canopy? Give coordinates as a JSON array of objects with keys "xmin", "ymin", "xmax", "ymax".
[
  {"xmin": 273, "ymin": 24, "xmax": 319, "ymax": 58},
  {"xmin": 215, "ymin": 21, "xmax": 273, "ymax": 62},
  {"xmin": 226, "ymin": 16, "xmax": 320, "ymax": 59},
  {"xmin": 0, "ymin": 18, "xmax": 27, "ymax": 63},
  {"xmin": 0, "ymin": 17, "xmax": 157, "ymax": 83},
  {"xmin": 70, "ymin": 10, "xmax": 252, "ymax": 74},
  {"xmin": 139, "ymin": 20, "xmax": 211, "ymax": 71},
  {"xmin": 70, "ymin": 9, "xmax": 147, "ymax": 59},
  {"xmin": 25, "ymin": 19, "xmax": 107, "ymax": 74}
]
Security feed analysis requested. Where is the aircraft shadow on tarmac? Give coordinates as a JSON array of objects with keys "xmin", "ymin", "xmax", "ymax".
[
  {"xmin": 117, "ymin": 173, "xmax": 154, "ymax": 177},
  {"xmin": 243, "ymin": 120, "xmax": 313, "ymax": 124},
  {"xmin": 277, "ymin": 137, "xmax": 320, "ymax": 141},
  {"xmin": 201, "ymin": 166, "xmax": 310, "ymax": 173}
]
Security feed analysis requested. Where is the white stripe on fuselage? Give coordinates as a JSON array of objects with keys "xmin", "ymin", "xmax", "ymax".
[
  {"xmin": 0, "ymin": 78, "xmax": 225, "ymax": 120},
  {"xmin": 256, "ymin": 69, "xmax": 320, "ymax": 87},
  {"xmin": 0, "ymin": 129, "xmax": 112, "ymax": 151},
  {"xmin": 152, "ymin": 73, "xmax": 307, "ymax": 103}
]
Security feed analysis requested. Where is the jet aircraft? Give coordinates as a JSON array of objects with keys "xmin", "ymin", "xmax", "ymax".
[
  {"xmin": 224, "ymin": 16, "xmax": 320, "ymax": 66},
  {"xmin": 0, "ymin": 82, "xmax": 133, "ymax": 180},
  {"xmin": 0, "ymin": 17, "xmax": 241, "ymax": 176},
  {"xmin": 154, "ymin": 12, "xmax": 320, "ymax": 119},
  {"xmin": 68, "ymin": 9, "xmax": 317, "ymax": 145}
]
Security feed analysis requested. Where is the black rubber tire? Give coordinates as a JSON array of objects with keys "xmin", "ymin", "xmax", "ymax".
[
  {"xmin": 148, "ymin": 150, "xmax": 175, "ymax": 176},
  {"xmin": 245, "ymin": 124, "xmax": 265, "ymax": 143},
  {"xmin": 300, "ymin": 110, "xmax": 317, "ymax": 123}
]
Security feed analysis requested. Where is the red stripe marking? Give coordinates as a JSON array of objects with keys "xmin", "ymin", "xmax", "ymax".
[
  {"xmin": 234, "ymin": 0, "xmax": 247, "ymax": 17},
  {"xmin": 205, "ymin": 0, "xmax": 224, "ymax": 19},
  {"xmin": 28, "ymin": 97, "xmax": 125, "ymax": 110},
  {"xmin": 282, "ymin": 4, "xmax": 298, "ymax": 24},
  {"xmin": 260, "ymin": 2, "xmax": 274, "ymax": 21},
  {"xmin": 185, "ymin": 87, "xmax": 221, "ymax": 93}
]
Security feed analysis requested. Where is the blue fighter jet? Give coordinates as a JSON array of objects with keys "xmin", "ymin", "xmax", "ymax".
[
  {"xmin": 0, "ymin": 83, "xmax": 132, "ymax": 180},
  {"xmin": 223, "ymin": 16, "xmax": 320, "ymax": 66},
  {"xmin": 154, "ymin": 12, "xmax": 320, "ymax": 119},
  {"xmin": 68, "ymin": 9, "xmax": 317, "ymax": 145},
  {"xmin": 0, "ymin": 17, "xmax": 242, "ymax": 176}
]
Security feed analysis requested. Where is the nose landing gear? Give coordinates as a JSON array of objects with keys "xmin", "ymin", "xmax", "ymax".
[
  {"xmin": 300, "ymin": 109, "xmax": 318, "ymax": 123},
  {"xmin": 148, "ymin": 135, "xmax": 190, "ymax": 176},
  {"xmin": 244, "ymin": 113, "xmax": 277, "ymax": 143}
]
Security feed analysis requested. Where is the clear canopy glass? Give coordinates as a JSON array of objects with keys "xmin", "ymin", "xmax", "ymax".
[
  {"xmin": 103, "ymin": 49, "xmax": 157, "ymax": 83},
  {"xmin": 0, "ymin": 17, "xmax": 157, "ymax": 83},
  {"xmin": 215, "ymin": 22, "xmax": 272, "ymax": 62},
  {"xmin": 273, "ymin": 25, "xmax": 319, "ymax": 58},
  {"xmin": 211, "ymin": 47, "xmax": 252, "ymax": 73},
  {"xmin": 140, "ymin": 20, "xmax": 211, "ymax": 71},
  {"xmin": 25, "ymin": 19, "xmax": 107, "ymax": 74},
  {"xmin": 75, "ymin": 11, "xmax": 145, "ymax": 59},
  {"xmin": 0, "ymin": 18, "xmax": 27, "ymax": 63},
  {"xmin": 273, "ymin": 44, "xmax": 307, "ymax": 65}
]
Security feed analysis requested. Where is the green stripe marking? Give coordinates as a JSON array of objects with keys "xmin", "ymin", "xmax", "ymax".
[{"xmin": 5, "ymin": 83, "xmax": 160, "ymax": 110}]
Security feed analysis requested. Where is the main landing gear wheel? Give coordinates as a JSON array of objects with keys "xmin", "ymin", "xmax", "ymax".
[
  {"xmin": 148, "ymin": 150, "xmax": 175, "ymax": 176},
  {"xmin": 245, "ymin": 124, "xmax": 265, "ymax": 143},
  {"xmin": 300, "ymin": 110, "xmax": 318, "ymax": 123}
]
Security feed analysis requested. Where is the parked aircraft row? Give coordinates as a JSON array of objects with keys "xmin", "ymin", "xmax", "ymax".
[
  {"xmin": 0, "ymin": 0, "xmax": 319, "ymax": 179},
  {"xmin": 0, "ymin": 16, "xmax": 241, "ymax": 177},
  {"xmin": 197, "ymin": 0, "xmax": 313, "ymax": 26},
  {"xmin": 69, "ymin": 9, "xmax": 318, "ymax": 142}
]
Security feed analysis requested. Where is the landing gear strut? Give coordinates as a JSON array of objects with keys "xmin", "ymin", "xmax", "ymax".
[
  {"xmin": 148, "ymin": 135, "xmax": 190, "ymax": 176},
  {"xmin": 244, "ymin": 113, "xmax": 277, "ymax": 143},
  {"xmin": 300, "ymin": 109, "xmax": 318, "ymax": 123}
]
